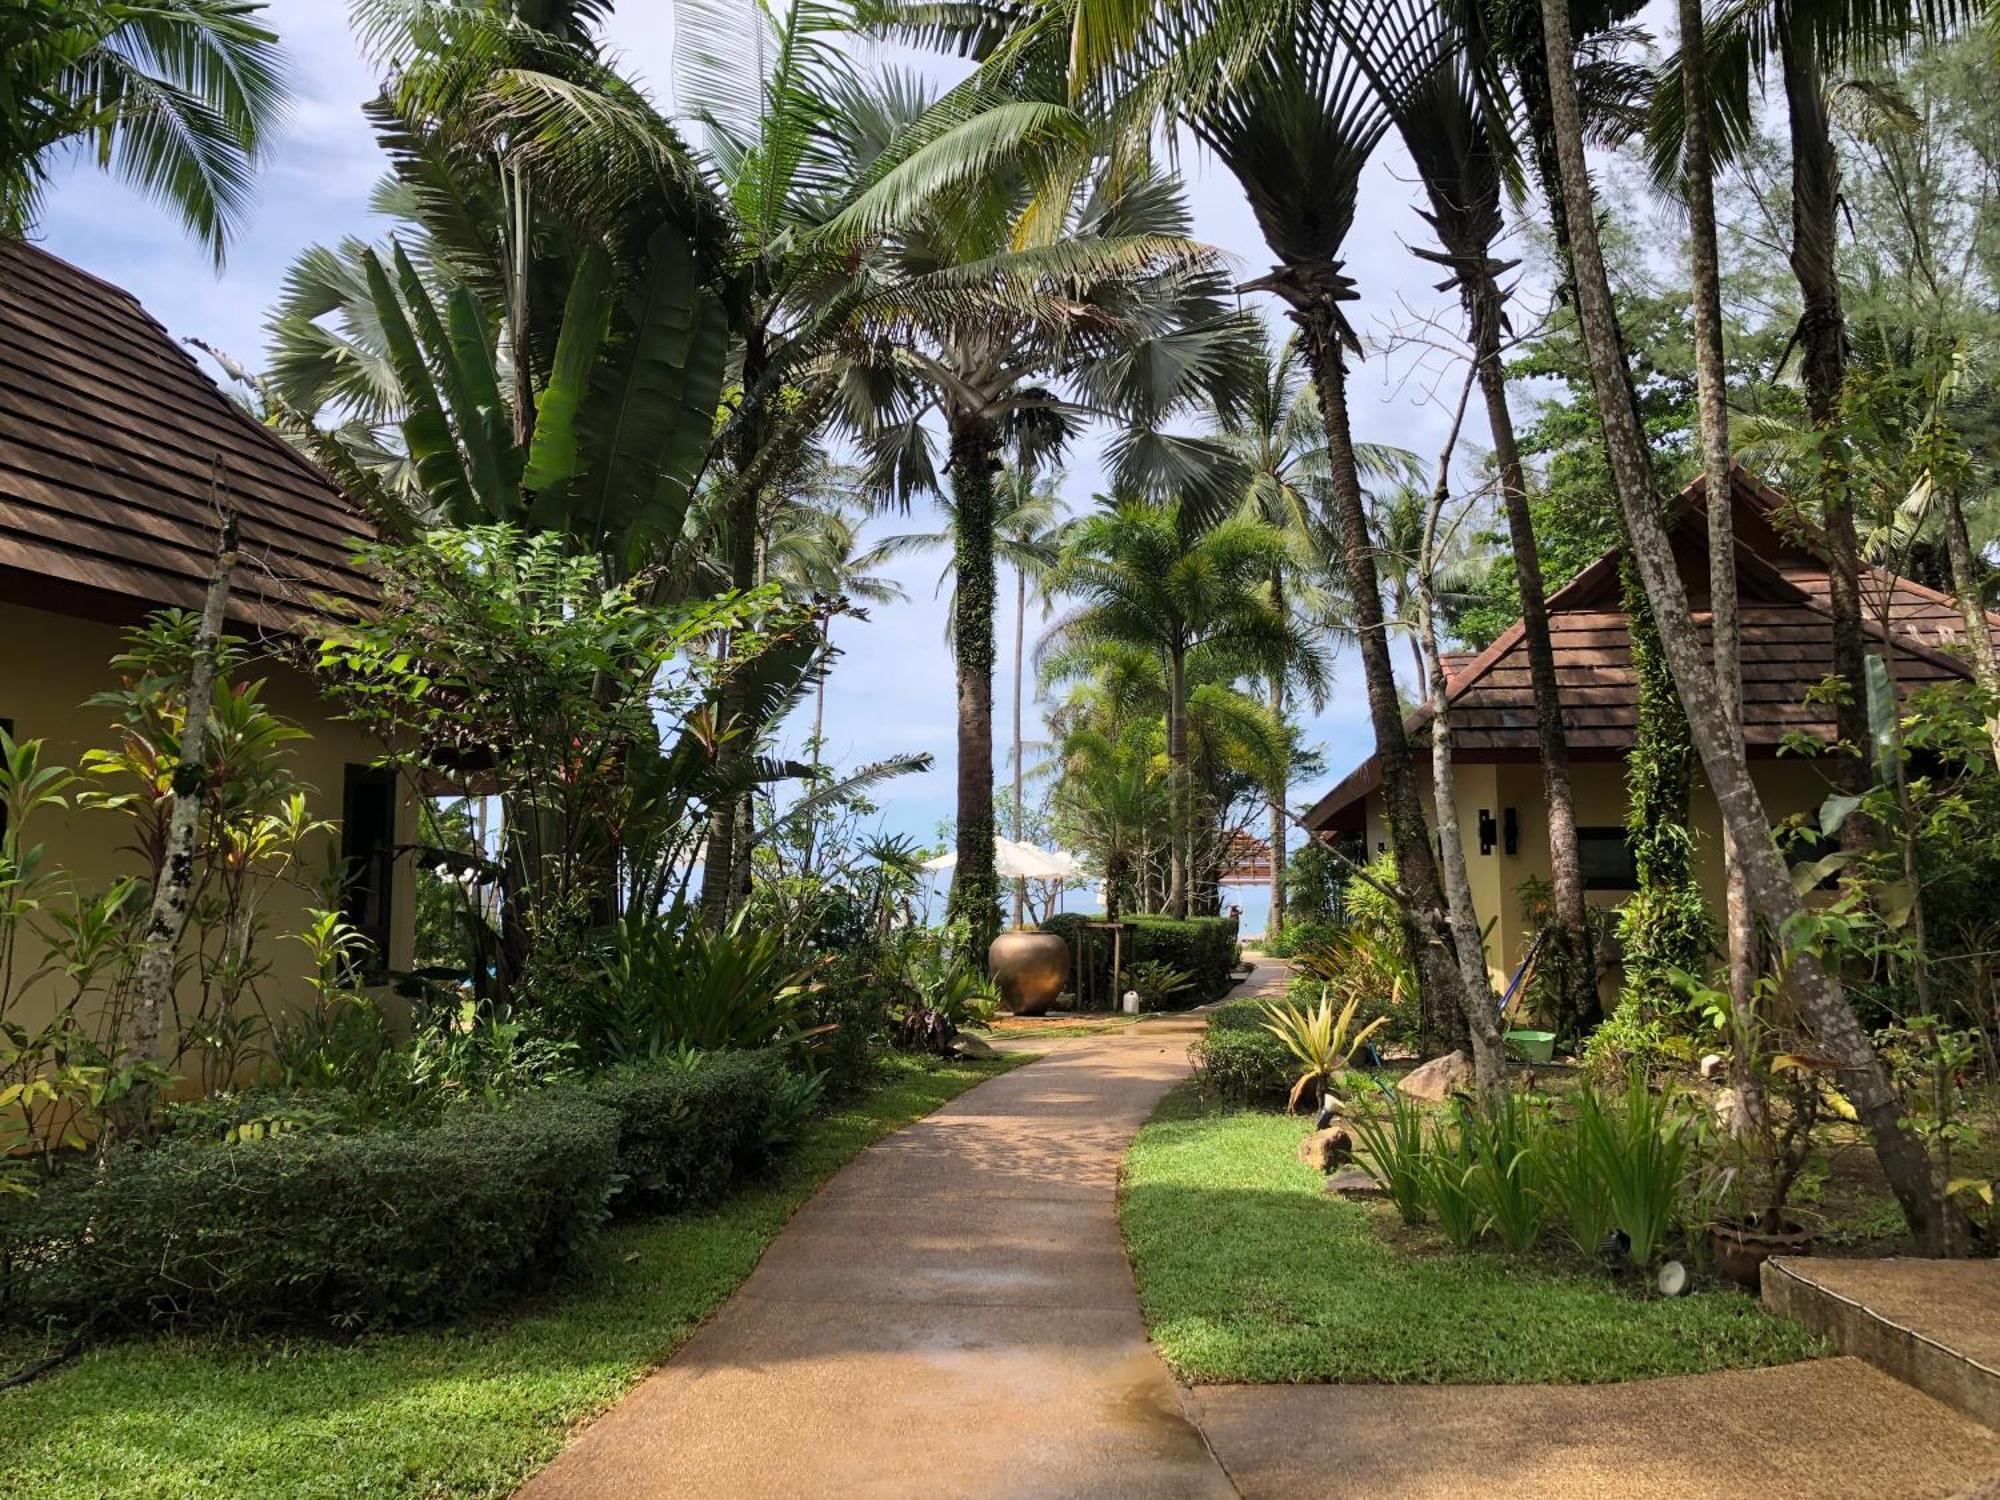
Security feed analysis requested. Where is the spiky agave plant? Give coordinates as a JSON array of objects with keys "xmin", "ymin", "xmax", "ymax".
[{"xmin": 1258, "ymin": 987, "xmax": 1390, "ymax": 1113}]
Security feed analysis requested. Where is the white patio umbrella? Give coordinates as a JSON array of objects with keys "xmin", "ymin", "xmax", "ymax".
[{"xmin": 923, "ymin": 838, "xmax": 1070, "ymax": 879}]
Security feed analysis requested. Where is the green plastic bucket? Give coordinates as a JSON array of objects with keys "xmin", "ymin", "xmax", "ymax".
[{"xmin": 1505, "ymin": 1028, "xmax": 1556, "ymax": 1064}]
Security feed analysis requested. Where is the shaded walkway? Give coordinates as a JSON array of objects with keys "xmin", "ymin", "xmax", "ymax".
[{"xmin": 518, "ymin": 1024, "xmax": 1230, "ymax": 1498}]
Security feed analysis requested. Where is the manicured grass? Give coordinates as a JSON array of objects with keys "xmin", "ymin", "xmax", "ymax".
[
  {"xmin": 1119, "ymin": 1083, "xmax": 1825, "ymax": 1386},
  {"xmin": 0, "ymin": 1053, "xmax": 1025, "ymax": 1499}
]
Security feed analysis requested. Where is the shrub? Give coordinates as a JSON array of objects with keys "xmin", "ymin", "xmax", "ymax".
[
  {"xmin": 1573, "ymin": 1070, "xmax": 1697, "ymax": 1268},
  {"xmin": 4, "ymin": 1090, "xmax": 618, "ymax": 1333},
  {"xmin": 1041, "ymin": 913, "xmax": 1238, "ymax": 1008},
  {"xmin": 587, "ymin": 1050, "xmax": 786, "ymax": 1215},
  {"xmin": 1454, "ymin": 1090, "xmax": 1551, "ymax": 1253},
  {"xmin": 1264, "ymin": 915, "xmax": 1342, "ymax": 958},
  {"xmin": 1189, "ymin": 1027, "xmax": 1293, "ymax": 1107},
  {"xmin": 1348, "ymin": 1090, "xmax": 1428, "ymax": 1224}
]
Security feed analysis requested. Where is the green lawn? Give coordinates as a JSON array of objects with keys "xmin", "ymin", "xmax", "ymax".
[
  {"xmin": 0, "ymin": 1053, "xmax": 1024, "ymax": 1499},
  {"xmin": 1119, "ymin": 1083, "xmax": 1825, "ymax": 1386}
]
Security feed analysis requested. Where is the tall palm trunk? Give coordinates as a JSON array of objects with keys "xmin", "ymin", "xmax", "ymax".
[
  {"xmin": 1166, "ymin": 639, "xmax": 1190, "ymax": 919},
  {"xmin": 1941, "ymin": 488, "xmax": 2000, "ymax": 762},
  {"xmin": 947, "ymin": 412, "xmax": 1002, "ymax": 955},
  {"xmin": 1013, "ymin": 562, "xmax": 1028, "ymax": 928},
  {"xmin": 700, "ymin": 328, "xmax": 770, "ymax": 929},
  {"xmin": 1268, "ymin": 661, "xmax": 1287, "ymax": 942},
  {"xmin": 1539, "ymin": 0, "xmax": 1945, "ymax": 1250},
  {"xmin": 1681, "ymin": 0, "xmax": 1763, "ymax": 1136},
  {"xmin": 1297, "ymin": 309, "xmax": 1471, "ymax": 1054},
  {"xmin": 1782, "ymin": 30, "xmax": 1870, "ymax": 824},
  {"xmin": 1465, "ymin": 268, "xmax": 1595, "ymax": 1035}
]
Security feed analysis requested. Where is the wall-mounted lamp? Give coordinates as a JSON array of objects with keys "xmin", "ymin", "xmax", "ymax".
[
  {"xmin": 1477, "ymin": 809, "xmax": 1498, "ymax": 856},
  {"xmin": 1503, "ymin": 807, "xmax": 1519, "ymax": 857}
]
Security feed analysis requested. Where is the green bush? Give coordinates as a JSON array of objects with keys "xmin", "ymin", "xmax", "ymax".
[
  {"xmin": 587, "ymin": 1050, "xmax": 785, "ymax": 1215},
  {"xmin": 5, "ymin": 1091, "xmax": 618, "ymax": 1333},
  {"xmin": 1041, "ymin": 913, "xmax": 1239, "ymax": 1008},
  {"xmin": 1188, "ymin": 1027, "xmax": 1293, "ymax": 1107},
  {"xmin": 1264, "ymin": 916, "xmax": 1342, "ymax": 959}
]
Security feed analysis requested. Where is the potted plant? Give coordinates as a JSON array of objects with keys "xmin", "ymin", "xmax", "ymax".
[{"xmin": 1692, "ymin": 972, "xmax": 1828, "ymax": 1287}]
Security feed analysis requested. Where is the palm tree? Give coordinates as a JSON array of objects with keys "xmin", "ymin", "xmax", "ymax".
[
  {"xmin": 0, "ymin": 0, "xmax": 287, "ymax": 264},
  {"xmin": 1651, "ymin": 0, "xmax": 1984, "ymax": 830},
  {"xmin": 1041, "ymin": 500, "xmax": 1325, "ymax": 917},
  {"xmin": 865, "ymin": 461, "xmax": 1066, "ymax": 925},
  {"xmin": 827, "ymin": 95, "xmax": 1257, "ymax": 953},
  {"xmin": 1337, "ymin": 0, "xmax": 1599, "ymax": 1036},
  {"xmin": 1536, "ymin": 0, "xmax": 1944, "ymax": 1247}
]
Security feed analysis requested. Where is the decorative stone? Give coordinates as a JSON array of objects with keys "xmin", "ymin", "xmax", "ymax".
[
  {"xmin": 1325, "ymin": 1167, "xmax": 1386, "ymax": 1199},
  {"xmin": 987, "ymin": 930, "xmax": 1069, "ymax": 1016},
  {"xmin": 1295, "ymin": 1127, "xmax": 1353, "ymax": 1174},
  {"xmin": 1398, "ymin": 1050, "xmax": 1475, "ymax": 1102}
]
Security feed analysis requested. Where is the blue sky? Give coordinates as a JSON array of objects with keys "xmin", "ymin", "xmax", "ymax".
[{"xmin": 30, "ymin": 0, "xmax": 1568, "ymax": 893}]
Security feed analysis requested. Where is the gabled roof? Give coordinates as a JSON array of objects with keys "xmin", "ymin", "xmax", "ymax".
[
  {"xmin": 1304, "ymin": 465, "xmax": 1999, "ymax": 833},
  {"xmin": 0, "ymin": 239, "xmax": 377, "ymax": 635}
]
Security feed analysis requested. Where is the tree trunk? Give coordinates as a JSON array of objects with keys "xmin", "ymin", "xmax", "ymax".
[
  {"xmin": 947, "ymin": 412, "xmax": 1002, "ymax": 956},
  {"xmin": 700, "ymin": 328, "xmax": 770, "ymax": 929},
  {"xmin": 1681, "ymin": 0, "xmax": 1764, "ymax": 1137},
  {"xmin": 126, "ymin": 510, "xmax": 238, "ymax": 1100},
  {"xmin": 1940, "ymin": 487, "xmax": 2000, "ymax": 763},
  {"xmin": 1540, "ymin": 0, "xmax": 1945, "ymax": 1250},
  {"xmin": 1297, "ymin": 311, "xmax": 1471, "ymax": 1054},
  {"xmin": 1013, "ymin": 562, "xmax": 1028, "ymax": 929},
  {"xmin": 1467, "ymin": 269, "xmax": 1595, "ymax": 1035},
  {"xmin": 1783, "ymin": 33, "xmax": 1871, "ymax": 825},
  {"xmin": 1167, "ymin": 640, "xmax": 1190, "ymax": 919},
  {"xmin": 1418, "ymin": 572, "xmax": 1508, "ymax": 1092},
  {"xmin": 1268, "ymin": 662, "xmax": 1287, "ymax": 943}
]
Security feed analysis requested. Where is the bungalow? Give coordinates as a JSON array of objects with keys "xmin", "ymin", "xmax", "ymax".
[
  {"xmin": 1302, "ymin": 464, "xmax": 1998, "ymax": 997},
  {"xmin": 0, "ymin": 240, "xmax": 415, "ymax": 1056}
]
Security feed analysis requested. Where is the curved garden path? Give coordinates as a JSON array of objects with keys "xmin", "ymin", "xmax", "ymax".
[
  {"xmin": 519, "ymin": 952, "xmax": 2000, "ymax": 1499},
  {"xmin": 518, "ymin": 1013, "xmax": 1233, "ymax": 1498}
]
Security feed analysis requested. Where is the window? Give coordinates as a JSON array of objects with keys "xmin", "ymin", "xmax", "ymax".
[
  {"xmin": 1577, "ymin": 826, "xmax": 1638, "ymax": 891},
  {"xmin": 340, "ymin": 765, "xmax": 397, "ymax": 969}
]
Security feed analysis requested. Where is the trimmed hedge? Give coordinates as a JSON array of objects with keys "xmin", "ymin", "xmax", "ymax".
[
  {"xmin": 1041, "ymin": 912, "xmax": 1240, "ymax": 1009},
  {"xmin": 4, "ymin": 1091, "xmax": 618, "ymax": 1332},
  {"xmin": 1188, "ymin": 1027, "xmax": 1294, "ymax": 1106},
  {"xmin": 588, "ymin": 1049, "xmax": 784, "ymax": 1215}
]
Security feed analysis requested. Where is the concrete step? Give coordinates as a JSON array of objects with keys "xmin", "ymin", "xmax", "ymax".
[{"xmin": 1763, "ymin": 1256, "xmax": 2000, "ymax": 1430}]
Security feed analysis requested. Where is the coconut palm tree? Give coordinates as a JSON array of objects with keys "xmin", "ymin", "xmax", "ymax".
[
  {"xmin": 864, "ymin": 461, "xmax": 1067, "ymax": 924},
  {"xmin": 825, "ymin": 91, "xmax": 1258, "ymax": 953},
  {"xmin": 1, "ymin": 0, "xmax": 287, "ymax": 264},
  {"xmin": 1536, "ymin": 0, "xmax": 1944, "ymax": 1247},
  {"xmin": 1040, "ymin": 499, "xmax": 1325, "ymax": 917}
]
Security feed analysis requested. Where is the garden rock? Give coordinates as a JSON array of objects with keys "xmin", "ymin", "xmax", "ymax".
[
  {"xmin": 1324, "ymin": 1166, "xmax": 1385, "ymax": 1199},
  {"xmin": 1398, "ymin": 1050, "xmax": 1474, "ymax": 1102},
  {"xmin": 1295, "ymin": 1126, "xmax": 1353, "ymax": 1174},
  {"xmin": 1699, "ymin": 1052, "xmax": 1727, "ymax": 1080}
]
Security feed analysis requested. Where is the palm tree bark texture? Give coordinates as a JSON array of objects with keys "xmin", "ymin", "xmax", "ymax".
[
  {"xmin": 1295, "ymin": 295, "xmax": 1473, "ymax": 1058},
  {"xmin": 947, "ymin": 415, "xmax": 1003, "ymax": 955},
  {"xmin": 1538, "ymin": 0, "xmax": 1946, "ymax": 1249}
]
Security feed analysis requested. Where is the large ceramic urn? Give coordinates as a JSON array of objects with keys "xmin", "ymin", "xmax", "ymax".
[{"xmin": 988, "ymin": 929, "xmax": 1069, "ymax": 1016}]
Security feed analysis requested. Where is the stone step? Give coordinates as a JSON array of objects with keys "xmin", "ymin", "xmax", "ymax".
[{"xmin": 1763, "ymin": 1256, "xmax": 2000, "ymax": 1430}]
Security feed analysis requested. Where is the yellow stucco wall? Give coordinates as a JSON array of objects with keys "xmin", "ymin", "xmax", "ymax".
[
  {"xmin": 0, "ymin": 601, "xmax": 415, "ymax": 1070},
  {"xmin": 1355, "ymin": 753, "xmax": 1843, "ymax": 1014}
]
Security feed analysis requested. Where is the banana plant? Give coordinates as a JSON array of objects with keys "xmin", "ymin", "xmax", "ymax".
[{"xmin": 360, "ymin": 222, "xmax": 731, "ymax": 579}]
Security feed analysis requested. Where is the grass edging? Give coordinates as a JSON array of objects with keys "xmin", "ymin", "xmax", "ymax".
[
  {"xmin": 1119, "ymin": 1080, "xmax": 1825, "ymax": 1386},
  {"xmin": 0, "ymin": 1052, "xmax": 1026, "ymax": 1499}
]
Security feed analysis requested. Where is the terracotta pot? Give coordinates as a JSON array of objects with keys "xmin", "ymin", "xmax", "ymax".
[
  {"xmin": 988, "ymin": 930, "xmax": 1069, "ymax": 1016},
  {"xmin": 1707, "ymin": 1219, "xmax": 1816, "ymax": 1291}
]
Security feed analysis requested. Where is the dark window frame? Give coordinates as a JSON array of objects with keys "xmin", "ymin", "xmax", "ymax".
[
  {"xmin": 340, "ymin": 764, "xmax": 397, "ymax": 972},
  {"xmin": 1577, "ymin": 826, "xmax": 1639, "ymax": 892}
]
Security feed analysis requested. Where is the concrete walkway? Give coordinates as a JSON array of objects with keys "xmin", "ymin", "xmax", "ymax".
[
  {"xmin": 519, "ymin": 1019, "xmax": 1231, "ymax": 1498},
  {"xmin": 520, "ymin": 953, "xmax": 2000, "ymax": 1499}
]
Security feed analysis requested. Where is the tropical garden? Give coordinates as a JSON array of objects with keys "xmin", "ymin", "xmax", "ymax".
[{"xmin": 2, "ymin": 0, "xmax": 2000, "ymax": 1492}]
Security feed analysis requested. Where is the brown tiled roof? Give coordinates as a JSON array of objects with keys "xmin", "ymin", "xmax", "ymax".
[
  {"xmin": 1304, "ymin": 465, "xmax": 1997, "ymax": 832},
  {"xmin": 0, "ymin": 239, "xmax": 377, "ymax": 634}
]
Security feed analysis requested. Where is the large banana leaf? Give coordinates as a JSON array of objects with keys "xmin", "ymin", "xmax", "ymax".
[
  {"xmin": 362, "ymin": 244, "xmax": 480, "ymax": 523},
  {"xmin": 566, "ymin": 222, "xmax": 730, "ymax": 569}
]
